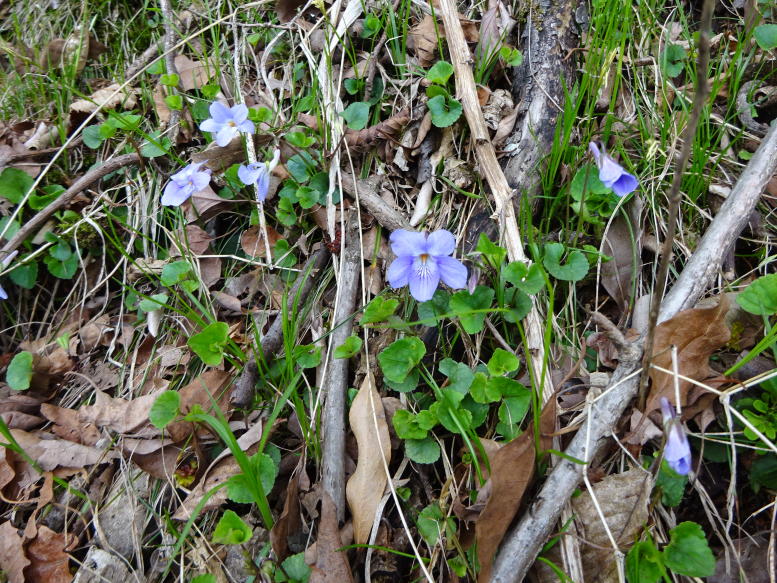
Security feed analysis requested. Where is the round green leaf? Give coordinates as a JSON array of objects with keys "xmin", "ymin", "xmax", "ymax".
[
  {"xmin": 754, "ymin": 24, "xmax": 777, "ymax": 50},
  {"xmin": 543, "ymin": 242, "xmax": 589, "ymax": 282},
  {"xmin": 340, "ymin": 101, "xmax": 370, "ymax": 130},
  {"xmin": 503, "ymin": 261, "xmax": 545, "ymax": 294},
  {"xmin": 0, "ymin": 168, "xmax": 34, "ymax": 204},
  {"xmin": 449, "ymin": 286, "xmax": 494, "ymax": 333},
  {"xmin": 361, "ymin": 296, "xmax": 399, "ymax": 324},
  {"xmin": 426, "ymin": 60, "xmax": 454, "ymax": 85},
  {"xmin": 625, "ymin": 540, "xmax": 663, "ymax": 583},
  {"xmin": 662, "ymin": 522, "xmax": 715, "ymax": 577},
  {"xmin": 334, "ymin": 335, "xmax": 362, "ymax": 359},
  {"xmin": 378, "ymin": 337, "xmax": 426, "ymax": 383},
  {"xmin": 188, "ymin": 321, "xmax": 229, "ymax": 366},
  {"xmin": 405, "ymin": 437, "xmax": 440, "ymax": 464},
  {"xmin": 149, "ymin": 390, "xmax": 180, "ymax": 429},
  {"xmin": 6, "ymin": 351, "xmax": 33, "ymax": 391},
  {"xmin": 8, "ymin": 262, "xmax": 38, "ymax": 290},
  {"xmin": 212, "ymin": 510, "xmax": 252, "ymax": 545},
  {"xmin": 427, "ymin": 94, "xmax": 463, "ymax": 128},
  {"xmin": 736, "ymin": 273, "xmax": 777, "ymax": 316},
  {"xmin": 487, "ymin": 348, "xmax": 520, "ymax": 376}
]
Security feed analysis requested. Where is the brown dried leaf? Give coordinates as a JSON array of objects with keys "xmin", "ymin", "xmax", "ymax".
[
  {"xmin": 166, "ymin": 369, "xmax": 232, "ymax": 442},
  {"xmin": 572, "ymin": 468, "xmax": 652, "ymax": 583},
  {"xmin": 276, "ymin": 0, "xmax": 306, "ymax": 22},
  {"xmin": 40, "ymin": 404, "xmax": 100, "ymax": 446},
  {"xmin": 0, "ymin": 521, "xmax": 29, "ymax": 583},
  {"xmin": 172, "ymin": 225, "xmax": 212, "ymax": 255},
  {"xmin": 271, "ymin": 458, "xmax": 304, "ymax": 560},
  {"xmin": 408, "ymin": 14, "xmax": 478, "ymax": 67},
  {"xmin": 198, "ymin": 256, "xmax": 222, "ymax": 288},
  {"xmin": 346, "ymin": 373, "xmax": 391, "ymax": 544},
  {"xmin": 70, "ymin": 83, "xmax": 138, "ymax": 113},
  {"xmin": 11, "ymin": 429, "xmax": 116, "ymax": 471},
  {"xmin": 212, "ymin": 291, "xmax": 243, "ymax": 313},
  {"xmin": 310, "ymin": 493, "xmax": 355, "ymax": 583},
  {"xmin": 23, "ymin": 525, "xmax": 72, "ymax": 583},
  {"xmin": 77, "ymin": 389, "xmax": 162, "ymax": 435},
  {"xmin": 475, "ymin": 401, "xmax": 556, "ymax": 582},
  {"xmin": 240, "ymin": 225, "xmax": 282, "ymax": 258},
  {"xmin": 646, "ymin": 296, "xmax": 731, "ymax": 413},
  {"xmin": 475, "ymin": 0, "xmax": 515, "ymax": 66},
  {"xmin": 601, "ymin": 199, "xmax": 642, "ymax": 314},
  {"xmin": 186, "ymin": 185, "xmax": 230, "ymax": 222},
  {"xmin": 174, "ymin": 54, "xmax": 215, "ymax": 91}
]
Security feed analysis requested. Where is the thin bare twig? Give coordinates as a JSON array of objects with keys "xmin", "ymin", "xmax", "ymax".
[
  {"xmin": 158, "ymin": 0, "xmax": 181, "ymax": 142},
  {"xmin": 321, "ymin": 218, "xmax": 362, "ymax": 521},
  {"xmin": 0, "ymin": 153, "xmax": 141, "ymax": 260}
]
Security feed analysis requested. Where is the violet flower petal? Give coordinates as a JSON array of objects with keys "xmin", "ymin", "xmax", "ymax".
[
  {"xmin": 387, "ymin": 255, "xmax": 414, "ymax": 288},
  {"xmin": 209, "ymin": 101, "xmax": 231, "ymax": 123},
  {"xmin": 408, "ymin": 256, "xmax": 440, "ymax": 302},
  {"xmin": 0, "ymin": 283, "xmax": 7, "ymax": 301},
  {"xmin": 426, "ymin": 229, "xmax": 456, "ymax": 256},
  {"xmin": 611, "ymin": 173, "xmax": 638, "ymax": 197},
  {"xmin": 437, "ymin": 255, "xmax": 468, "ymax": 290},
  {"xmin": 161, "ymin": 181, "xmax": 192, "ymax": 206},
  {"xmin": 389, "ymin": 230, "xmax": 427, "ymax": 257},
  {"xmin": 215, "ymin": 125, "xmax": 238, "ymax": 147},
  {"xmin": 238, "ymin": 163, "xmax": 262, "ymax": 185},
  {"xmin": 199, "ymin": 118, "xmax": 219, "ymax": 133}
]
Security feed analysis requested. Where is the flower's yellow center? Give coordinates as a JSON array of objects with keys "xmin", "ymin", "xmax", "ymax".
[
  {"xmin": 228, "ymin": 121, "xmax": 236, "ymax": 127},
  {"xmin": 419, "ymin": 253, "xmax": 429, "ymax": 263}
]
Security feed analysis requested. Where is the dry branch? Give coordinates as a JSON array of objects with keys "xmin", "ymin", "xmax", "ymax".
[
  {"xmin": 339, "ymin": 174, "xmax": 411, "ymax": 232},
  {"xmin": 321, "ymin": 218, "xmax": 362, "ymax": 521},
  {"xmin": 0, "ymin": 153, "xmax": 141, "ymax": 258},
  {"xmin": 231, "ymin": 249, "xmax": 331, "ymax": 409}
]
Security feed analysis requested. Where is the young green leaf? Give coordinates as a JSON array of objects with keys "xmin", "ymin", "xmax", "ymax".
[
  {"xmin": 625, "ymin": 539, "xmax": 664, "ymax": 583},
  {"xmin": 82, "ymin": 125, "xmax": 105, "ymax": 149},
  {"xmin": 160, "ymin": 73, "xmax": 179, "ymax": 86},
  {"xmin": 188, "ymin": 322, "xmax": 230, "ymax": 366},
  {"xmin": 295, "ymin": 344, "xmax": 322, "ymax": 368},
  {"xmin": 0, "ymin": 168, "xmax": 34, "ymax": 204},
  {"xmin": 405, "ymin": 437, "xmax": 441, "ymax": 464},
  {"xmin": 543, "ymin": 242, "xmax": 589, "ymax": 282},
  {"xmin": 503, "ymin": 261, "xmax": 545, "ymax": 294},
  {"xmin": 139, "ymin": 293, "xmax": 169, "ymax": 312},
  {"xmin": 417, "ymin": 290, "xmax": 450, "ymax": 327},
  {"xmin": 8, "ymin": 262, "xmax": 38, "ymax": 289},
  {"xmin": 426, "ymin": 60, "xmax": 454, "ymax": 85},
  {"xmin": 191, "ymin": 575, "xmax": 217, "ymax": 583},
  {"xmin": 6, "ymin": 351, "xmax": 33, "ymax": 391},
  {"xmin": 392, "ymin": 409, "xmax": 429, "ymax": 440},
  {"xmin": 279, "ymin": 553, "xmax": 311, "ymax": 582},
  {"xmin": 361, "ymin": 296, "xmax": 399, "ymax": 324},
  {"xmin": 149, "ymin": 390, "xmax": 180, "ymax": 429},
  {"xmin": 212, "ymin": 510, "xmax": 252, "ymax": 545},
  {"xmin": 378, "ymin": 337, "xmax": 426, "ymax": 383},
  {"xmin": 655, "ymin": 459, "xmax": 688, "ymax": 507},
  {"xmin": 417, "ymin": 503, "xmax": 456, "ymax": 545},
  {"xmin": 487, "ymin": 348, "xmax": 520, "ymax": 376},
  {"xmin": 662, "ymin": 522, "xmax": 715, "ymax": 577},
  {"xmin": 449, "ymin": 286, "xmax": 495, "ymax": 333},
  {"xmin": 470, "ymin": 372, "xmax": 500, "ymax": 403},
  {"xmin": 660, "ymin": 44, "xmax": 686, "ymax": 78},
  {"xmin": 285, "ymin": 131, "xmax": 315, "ymax": 148},
  {"xmin": 754, "ymin": 24, "xmax": 777, "ymax": 50},
  {"xmin": 44, "ymin": 252, "xmax": 78, "ymax": 279},
  {"xmin": 427, "ymin": 94, "xmax": 463, "ymax": 128},
  {"xmin": 736, "ymin": 273, "xmax": 777, "ymax": 316},
  {"xmin": 476, "ymin": 233, "xmax": 507, "ymax": 267},
  {"xmin": 160, "ymin": 260, "xmax": 192, "ymax": 286},
  {"xmin": 340, "ymin": 101, "xmax": 370, "ymax": 130},
  {"xmin": 334, "ymin": 335, "xmax": 362, "ymax": 359}
]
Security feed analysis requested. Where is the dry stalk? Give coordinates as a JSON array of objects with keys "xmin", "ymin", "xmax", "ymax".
[{"xmin": 320, "ymin": 218, "xmax": 362, "ymax": 521}]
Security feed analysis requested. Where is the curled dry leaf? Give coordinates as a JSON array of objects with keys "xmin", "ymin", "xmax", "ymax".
[
  {"xmin": 646, "ymin": 295, "xmax": 731, "ymax": 413},
  {"xmin": 298, "ymin": 108, "xmax": 412, "ymax": 154},
  {"xmin": 601, "ymin": 198, "xmax": 643, "ymax": 315},
  {"xmin": 0, "ymin": 521, "xmax": 30, "ymax": 583},
  {"xmin": 174, "ymin": 54, "xmax": 216, "ymax": 91},
  {"xmin": 77, "ymin": 389, "xmax": 163, "ymax": 435},
  {"xmin": 572, "ymin": 468, "xmax": 653, "ymax": 583},
  {"xmin": 310, "ymin": 492, "xmax": 355, "ymax": 583},
  {"xmin": 408, "ymin": 14, "xmax": 479, "ymax": 67},
  {"xmin": 240, "ymin": 225, "xmax": 282, "ymax": 258},
  {"xmin": 23, "ymin": 525, "xmax": 72, "ymax": 583},
  {"xmin": 475, "ymin": 400, "xmax": 556, "ymax": 583},
  {"xmin": 70, "ymin": 83, "xmax": 138, "ymax": 113},
  {"xmin": 10, "ymin": 429, "xmax": 117, "ymax": 471},
  {"xmin": 270, "ymin": 456, "xmax": 304, "ymax": 560},
  {"xmin": 346, "ymin": 373, "xmax": 391, "ymax": 545},
  {"xmin": 40, "ymin": 404, "xmax": 100, "ymax": 446}
]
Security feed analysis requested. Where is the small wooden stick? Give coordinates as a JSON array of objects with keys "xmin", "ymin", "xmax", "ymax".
[{"xmin": 0, "ymin": 153, "xmax": 141, "ymax": 259}]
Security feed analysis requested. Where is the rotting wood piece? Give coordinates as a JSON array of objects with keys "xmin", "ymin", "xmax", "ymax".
[{"xmin": 502, "ymin": 0, "xmax": 579, "ymax": 207}]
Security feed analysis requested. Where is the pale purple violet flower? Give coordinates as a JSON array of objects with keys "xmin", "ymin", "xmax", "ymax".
[
  {"xmin": 161, "ymin": 162, "xmax": 211, "ymax": 207},
  {"xmin": 0, "ymin": 251, "xmax": 19, "ymax": 301},
  {"xmin": 660, "ymin": 397, "xmax": 692, "ymax": 475},
  {"xmin": 237, "ymin": 149, "xmax": 280, "ymax": 203},
  {"xmin": 387, "ymin": 230, "xmax": 467, "ymax": 302},
  {"xmin": 589, "ymin": 142, "xmax": 638, "ymax": 197},
  {"xmin": 199, "ymin": 102, "xmax": 255, "ymax": 147}
]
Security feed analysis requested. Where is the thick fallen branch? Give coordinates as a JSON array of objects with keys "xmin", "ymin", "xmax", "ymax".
[
  {"xmin": 489, "ymin": 117, "xmax": 777, "ymax": 583},
  {"xmin": 231, "ymin": 249, "xmax": 331, "ymax": 409},
  {"xmin": 340, "ymin": 174, "xmax": 411, "ymax": 232},
  {"xmin": 321, "ymin": 218, "xmax": 362, "ymax": 521},
  {"xmin": 0, "ymin": 153, "xmax": 141, "ymax": 258}
]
